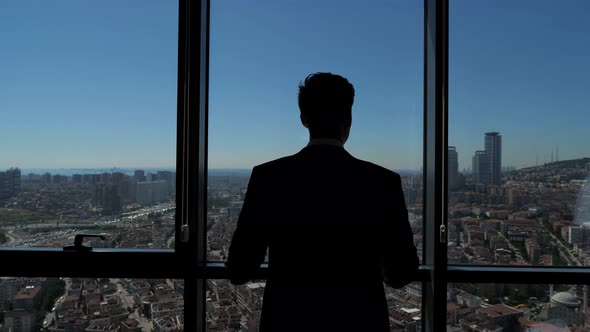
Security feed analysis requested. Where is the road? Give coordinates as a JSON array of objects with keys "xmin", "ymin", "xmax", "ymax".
[
  {"xmin": 5, "ymin": 229, "xmax": 17, "ymax": 244},
  {"xmin": 111, "ymin": 278, "xmax": 153, "ymax": 331},
  {"xmin": 497, "ymin": 233, "xmax": 526, "ymax": 263},
  {"xmin": 0, "ymin": 202, "xmax": 175, "ymax": 248},
  {"xmin": 545, "ymin": 226, "xmax": 582, "ymax": 266},
  {"xmin": 44, "ymin": 278, "xmax": 69, "ymax": 329}
]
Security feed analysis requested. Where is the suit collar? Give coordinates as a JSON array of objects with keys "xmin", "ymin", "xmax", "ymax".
[
  {"xmin": 299, "ymin": 144, "xmax": 353, "ymax": 159},
  {"xmin": 307, "ymin": 138, "xmax": 344, "ymax": 148}
]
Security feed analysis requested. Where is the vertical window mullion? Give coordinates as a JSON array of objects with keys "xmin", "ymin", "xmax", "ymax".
[
  {"xmin": 177, "ymin": 0, "xmax": 210, "ymax": 329},
  {"xmin": 423, "ymin": 0, "xmax": 449, "ymax": 331},
  {"xmin": 197, "ymin": 0, "xmax": 211, "ymax": 327},
  {"xmin": 187, "ymin": 0, "xmax": 211, "ymax": 330}
]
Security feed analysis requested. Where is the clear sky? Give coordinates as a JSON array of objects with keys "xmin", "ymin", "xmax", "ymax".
[{"xmin": 1, "ymin": 1, "xmax": 589, "ymax": 171}]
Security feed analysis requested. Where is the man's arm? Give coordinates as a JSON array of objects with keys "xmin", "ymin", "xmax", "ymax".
[
  {"xmin": 226, "ymin": 167, "xmax": 268, "ymax": 285},
  {"xmin": 381, "ymin": 173, "xmax": 419, "ymax": 288}
]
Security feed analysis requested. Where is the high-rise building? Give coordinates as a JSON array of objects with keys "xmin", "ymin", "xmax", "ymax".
[
  {"xmin": 0, "ymin": 167, "xmax": 21, "ymax": 199},
  {"xmin": 3, "ymin": 309, "xmax": 35, "ymax": 332},
  {"xmin": 52, "ymin": 174, "xmax": 68, "ymax": 184},
  {"xmin": 471, "ymin": 132, "xmax": 502, "ymax": 191},
  {"xmin": 472, "ymin": 150, "xmax": 487, "ymax": 192},
  {"xmin": 72, "ymin": 174, "xmax": 83, "ymax": 183},
  {"xmin": 119, "ymin": 177, "xmax": 137, "ymax": 203},
  {"xmin": 485, "ymin": 132, "xmax": 502, "ymax": 186},
  {"xmin": 41, "ymin": 172, "xmax": 51, "ymax": 184},
  {"xmin": 146, "ymin": 173, "xmax": 159, "ymax": 182},
  {"xmin": 448, "ymin": 146, "xmax": 459, "ymax": 190},
  {"xmin": 133, "ymin": 170, "xmax": 146, "ymax": 182},
  {"xmin": 82, "ymin": 174, "xmax": 101, "ymax": 185},
  {"xmin": 157, "ymin": 171, "xmax": 176, "ymax": 194},
  {"xmin": 136, "ymin": 180, "xmax": 169, "ymax": 206},
  {"xmin": 94, "ymin": 183, "xmax": 122, "ymax": 215}
]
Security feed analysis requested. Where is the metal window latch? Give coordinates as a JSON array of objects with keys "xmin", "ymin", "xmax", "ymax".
[
  {"xmin": 439, "ymin": 224, "xmax": 447, "ymax": 244},
  {"xmin": 181, "ymin": 224, "xmax": 189, "ymax": 242},
  {"xmin": 63, "ymin": 234, "xmax": 107, "ymax": 252}
]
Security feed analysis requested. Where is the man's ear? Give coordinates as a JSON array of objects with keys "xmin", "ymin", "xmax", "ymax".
[{"xmin": 300, "ymin": 114, "xmax": 309, "ymax": 129}]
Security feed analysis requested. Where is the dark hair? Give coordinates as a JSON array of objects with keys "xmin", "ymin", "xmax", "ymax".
[{"xmin": 298, "ymin": 72, "xmax": 355, "ymax": 138}]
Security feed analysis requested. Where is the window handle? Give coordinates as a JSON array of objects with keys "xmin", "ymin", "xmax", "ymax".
[
  {"xmin": 439, "ymin": 224, "xmax": 447, "ymax": 244},
  {"xmin": 63, "ymin": 234, "xmax": 107, "ymax": 252},
  {"xmin": 181, "ymin": 224, "xmax": 189, "ymax": 242}
]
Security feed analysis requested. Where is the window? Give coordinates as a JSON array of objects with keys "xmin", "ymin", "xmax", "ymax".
[
  {"xmin": 207, "ymin": 0, "xmax": 424, "ymax": 329},
  {"xmin": 448, "ymin": 0, "xmax": 590, "ymax": 268},
  {"xmin": 2, "ymin": 0, "xmax": 585, "ymax": 330},
  {"xmin": 446, "ymin": 1, "xmax": 590, "ymax": 331},
  {"xmin": 0, "ymin": 1, "xmax": 178, "ymax": 250},
  {"xmin": 0, "ymin": 1, "xmax": 187, "ymax": 331}
]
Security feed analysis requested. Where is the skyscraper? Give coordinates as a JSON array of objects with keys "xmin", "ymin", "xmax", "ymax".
[
  {"xmin": 472, "ymin": 150, "xmax": 487, "ymax": 192},
  {"xmin": 472, "ymin": 132, "xmax": 502, "ymax": 192},
  {"xmin": 136, "ymin": 180, "xmax": 169, "ymax": 205},
  {"xmin": 0, "ymin": 168, "xmax": 21, "ymax": 200},
  {"xmin": 133, "ymin": 170, "xmax": 146, "ymax": 182},
  {"xmin": 94, "ymin": 182, "xmax": 122, "ymax": 215},
  {"xmin": 485, "ymin": 132, "xmax": 502, "ymax": 186},
  {"xmin": 448, "ymin": 146, "xmax": 459, "ymax": 190}
]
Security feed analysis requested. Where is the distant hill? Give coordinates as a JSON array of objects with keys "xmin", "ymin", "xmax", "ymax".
[{"xmin": 505, "ymin": 157, "xmax": 590, "ymax": 182}]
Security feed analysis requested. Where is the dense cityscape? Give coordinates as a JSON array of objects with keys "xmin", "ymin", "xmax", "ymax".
[
  {"xmin": 205, "ymin": 132, "xmax": 590, "ymax": 331},
  {"xmin": 0, "ymin": 169, "xmax": 182, "ymax": 331},
  {"xmin": 446, "ymin": 133, "xmax": 590, "ymax": 331},
  {"xmin": 1, "ymin": 131, "xmax": 590, "ymax": 331}
]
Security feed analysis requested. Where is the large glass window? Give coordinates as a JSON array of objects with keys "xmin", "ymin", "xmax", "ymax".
[
  {"xmin": 207, "ymin": 1, "xmax": 424, "ymax": 330},
  {"xmin": 0, "ymin": 1, "xmax": 197, "ymax": 331},
  {"xmin": 0, "ymin": 1, "xmax": 178, "ymax": 249},
  {"xmin": 448, "ymin": 0, "xmax": 590, "ymax": 267},
  {"xmin": 9, "ymin": 0, "xmax": 590, "ymax": 330},
  {"xmin": 207, "ymin": 0, "xmax": 424, "ymax": 259}
]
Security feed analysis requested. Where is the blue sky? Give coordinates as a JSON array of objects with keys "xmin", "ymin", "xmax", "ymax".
[
  {"xmin": 1, "ymin": 1, "xmax": 588, "ymax": 171},
  {"xmin": 450, "ymin": 0, "xmax": 590, "ymax": 169}
]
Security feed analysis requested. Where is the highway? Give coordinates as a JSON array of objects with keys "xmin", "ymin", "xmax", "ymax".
[{"xmin": 1, "ymin": 203, "xmax": 175, "ymax": 247}]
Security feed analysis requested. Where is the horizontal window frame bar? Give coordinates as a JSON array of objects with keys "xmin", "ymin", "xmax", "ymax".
[
  {"xmin": 448, "ymin": 265, "xmax": 590, "ymax": 284},
  {"xmin": 0, "ymin": 248, "xmax": 186, "ymax": 278},
  {"xmin": 202, "ymin": 262, "xmax": 432, "ymax": 281},
  {"xmin": 0, "ymin": 248, "xmax": 173, "ymax": 254},
  {"xmin": 5, "ymin": 249, "xmax": 587, "ymax": 285}
]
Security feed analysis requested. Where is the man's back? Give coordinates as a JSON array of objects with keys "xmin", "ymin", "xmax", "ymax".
[{"xmin": 227, "ymin": 144, "xmax": 418, "ymax": 331}]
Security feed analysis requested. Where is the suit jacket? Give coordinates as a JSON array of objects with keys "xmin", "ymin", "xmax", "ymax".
[{"xmin": 226, "ymin": 145, "xmax": 419, "ymax": 332}]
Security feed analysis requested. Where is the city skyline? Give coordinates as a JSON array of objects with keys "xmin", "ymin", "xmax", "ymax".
[
  {"xmin": 0, "ymin": 131, "xmax": 583, "ymax": 174},
  {"xmin": 1, "ymin": 1, "xmax": 589, "ymax": 170}
]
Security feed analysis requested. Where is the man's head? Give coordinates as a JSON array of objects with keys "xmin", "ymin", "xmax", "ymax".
[{"xmin": 298, "ymin": 72, "xmax": 355, "ymax": 143}]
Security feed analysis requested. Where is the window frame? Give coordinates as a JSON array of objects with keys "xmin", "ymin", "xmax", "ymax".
[
  {"xmin": 440, "ymin": 0, "xmax": 590, "ymax": 331},
  {"xmin": 0, "ymin": 0, "xmax": 199, "ymax": 329},
  {"xmin": 197, "ymin": 0, "xmax": 590, "ymax": 329},
  {"xmin": 3, "ymin": 0, "xmax": 589, "ymax": 331},
  {"xmin": 196, "ymin": 0, "xmax": 590, "ymax": 330}
]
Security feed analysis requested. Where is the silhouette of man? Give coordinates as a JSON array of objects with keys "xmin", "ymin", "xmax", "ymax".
[{"xmin": 226, "ymin": 72, "xmax": 419, "ymax": 332}]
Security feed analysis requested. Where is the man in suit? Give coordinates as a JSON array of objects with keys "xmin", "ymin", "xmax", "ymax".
[{"xmin": 226, "ymin": 72, "xmax": 419, "ymax": 331}]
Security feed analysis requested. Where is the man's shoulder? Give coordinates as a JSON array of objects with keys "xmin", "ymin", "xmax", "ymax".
[
  {"xmin": 349, "ymin": 156, "xmax": 401, "ymax": 181},
  {"xmin": 252, "ymin": 154, "xmax": 299, "ymax": 174},
  {"xmin": 252, "ymin": 151, "xmax": 401, "ymax": 180}
]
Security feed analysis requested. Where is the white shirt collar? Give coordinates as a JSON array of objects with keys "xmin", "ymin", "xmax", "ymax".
[{"xmin": 307, "ymin": 138, "xmax": 344, "ymax": 148}]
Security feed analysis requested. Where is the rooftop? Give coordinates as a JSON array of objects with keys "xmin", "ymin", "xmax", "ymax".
[
  {"xmin": 14, "ymin": 286, "xmax": 41, "ymax": 300},
  {"xmin": 479, "ymin": 304, "xmax": 521, "ymax": 317},
  {"xmin": 551, "ymin": 291, "xmax": 581, "ymax": 307}
]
